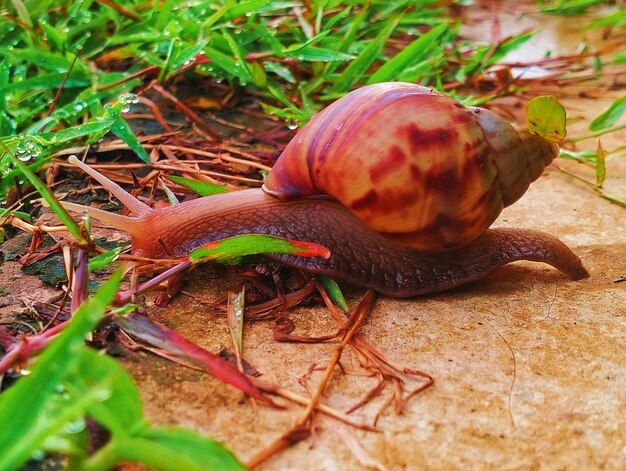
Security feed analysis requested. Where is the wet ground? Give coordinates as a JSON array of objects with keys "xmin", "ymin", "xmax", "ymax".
[{"xmin": 2, "ymin": 5, "xmax": 625, "ymax": 471}]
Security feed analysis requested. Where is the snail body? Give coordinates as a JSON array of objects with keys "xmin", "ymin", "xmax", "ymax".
[{"xmin": 61, "ymin": 83, "xmax": 588, "ymax": 297}]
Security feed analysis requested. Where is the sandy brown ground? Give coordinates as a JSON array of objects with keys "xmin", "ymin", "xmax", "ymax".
[
  {"xmin": 129, "ymin": 162, "xmax": 625, "ymax": 470},
  {"xmin": 125, "ymin": 11, "xmax": 625, "ymax": 470},
  {"xmin": 1, "ymin": 6, "xmax": 624, "ymax": 471}
]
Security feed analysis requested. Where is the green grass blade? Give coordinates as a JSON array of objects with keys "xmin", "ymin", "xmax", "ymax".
[
  {"xmin": 285, "ymin": 46, "xmax": 355, "ymax": 62},
  {"xmin": 367, "ymin": 22, "xmax": 448, "ymax": 84},
  {"xmin": 104, "ymin": 105, "xmax": 150, "ymax": 163},
  {"xmin": 89, "ymin": 247, "xmax": 123, "ymax": 272},
  {"xmin": 168, "ymin": 40, "xmax": 208, "ymax": 78},
  {"xmin": 221, "ymin": 31, "xmax": 254, "ymax": 84},
  {"xmin": 0, "ymin": 71, "xmax": 91, "ymax": 93},
  {"xmin": 165, "ymin": 175, "xmax": 230, "ymax": 196},
  {"xmin": 332, "ymin": 16, "xmax": 399, "ymax": 93},
  {"xmin": 317, "ymin": 275, "xmax": 349, "ymax": 311},
  {"xmin": 0, "ymin": 271, "xmax": 122, "ymax": 471},
  {"xmin": 2, "ymin": 145, "xmax": 87, "ymax": 244},
  {"xmin": 589, "ymin": 95, "xmax": 626, "ymax": 131},
  {"xmin": 204, "ymin": 45, "xmax": 245, "ymax": 78},
  {"xmin": 202, "ymin": 0, "xmax": 237, "ymax": 28},
  {"xmin": 54, "ymin": 120, "xmax": 115, "ymax": 142},
  {"xmin": 188, "ymin": 234, "xmax": 331, "ymax": 264}
]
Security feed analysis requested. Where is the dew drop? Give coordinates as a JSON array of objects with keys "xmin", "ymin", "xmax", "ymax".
[{"xmin": 63, "ymin": 418, "xmax": 86, "ymax": 434}]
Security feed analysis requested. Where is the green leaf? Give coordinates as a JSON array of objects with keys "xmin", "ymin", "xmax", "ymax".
[
  {"xmin": 557, "ymin": 148, "xmax": 599, "ymax": 164},
  {"xmin": 0, "ymin": 271, "xmax": 122, "ymax": 471},
  {"xmin": 0, "ymin": 156, "xmax": 49, "ymax": 200},
  {"xmin": 92, "ymin": 428, "xmax": 245, "ymax": 471},
  {"xmin": 168, "ymin": 40, "xmax": 208, "ymax": 76},
  {"xmin": 284, "ymin": 46, "xmax": 355, "ymax": 62},
  {"xmin": 526, "ymin": 95, "xmax": 567, "ymax": 142},
  {"xmin": 165, "ymin": 175, "xmax": 229, "ymax": 196},
  {"xmin": 589, "ymin": 95, "xmax": 626, "ymax": 131},
  {"xmin": 39, "ymin": 20, "xmax": 68, "ymax": 51},
  {"xmin": 224, "ymin": 0, "xmax": 293, "ymax": 19},
  {"xmin": 540, "ymin": 0, "xmax": 602, "ymax": 16},
  {"xmin": 486, "ymin": 32, "xmax": 534, "ymax": 69},
  {"xmin": 367, "ymin": 22, "xmax": 448, "ymax": 84},
  {"xmin": 0, "ymin": 48, "xmax": 72, "ymax": 72},
  {"xmin": 263, "ymin": 61, "xmax": 295, "ymax": 83},
  {"xmin": 254, "ymin": 24, "xmax": 285, "ymax": 57},
  {"xmin": 189, "ymin": 234, "xmax": 330, "ymax": 264},
  {"xmin": 104, "ymin": 106, "xmax": 150, "ymax": 163},
  {"xmin": 139, "ymin": 427, "xmax": 245, "ymax": 470},
  {"xmin": 89, "ymin": 247, "xmax": 123, "ymax": 272},
  {"xmin": 595, "ymin": 143, "xmax": 606, "ymax": 189},
  {"xmin": 204, "ymin": 45, "xmax": 245, "ymax": 78},
  {"xmin": 0, "ymin": 71, "xmax": 91, "ymax": 93},
  {"xmin": 112, "ymin": 304, "xmax": 140, "ymax": 316},
  {"xmin": 332, "ymin": 16, "xmax": 399, "ymax": 93},
  {"xmin": 67, "ymin": 348, "xmax": 145, "ymax": 435},
  {"xmin": 0, "ymin": 111, "xmax": 16, "ymax": 136},
  {"xmin": 265, "ymin": 83, "xmax": 311, "ymax": 124},
  {"xmin": 0, "ymin": 208, "xmax": 30, "ymax": 221},
  {"xmin": 585, "ymin": 9, "xmax": 626, "ymax": 28},
  {"xmin": 221, "ymin": 31, "xmax": 254, "ymax": 84},
  {"xmin": 2, "ymin": 143, "xmax": 87, "ymax": 244},
  {"xmin": 54, "ymin": 120, "xmax": 115, "ymax": 142},
  {"xmin": 317, "ymin": 275, "xmax": 349, "ymax": 311}
]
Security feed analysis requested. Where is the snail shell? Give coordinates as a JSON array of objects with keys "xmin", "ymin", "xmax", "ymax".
[{"xmin": 263, "ymin": 82, "xmax": 558, "ymax": 251}]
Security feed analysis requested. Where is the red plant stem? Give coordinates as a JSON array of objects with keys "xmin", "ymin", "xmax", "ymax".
[
  {"xmin": 136, "ymin": 96, "xmax": 175, "ymax": 133},
  {"xmin": 0, "ymin": 321, "xmax": 69, "ymax": 374},
  {"xmin": 246, "ymin": 291, "xmax": 376, "ymax": 469},
  {"xmin": 296, "ymin": 291, "xmax": 376, "ymax": 427},
  {"xmin": 150, "ymin": 83, "xmax": 222, "ymax": 141},
  {"xmin": 71, "ymin": 249, "xmax": 89, "ymax": 313},
  {"xmin": 47, "ymin": 48, "xmax": 82, "ymax": 116},
  {"xmin": 97, "ymin": 66, "xmax": 160, "ymax": 92},
  {"xmin": 114, "ymin": 260, "xmax": 191, "ymax": 305}
]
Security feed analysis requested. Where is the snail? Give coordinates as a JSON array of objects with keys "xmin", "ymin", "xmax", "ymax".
[{"xmin": 60, "ymin": 82, "xmax": 588, "ymax": 297}]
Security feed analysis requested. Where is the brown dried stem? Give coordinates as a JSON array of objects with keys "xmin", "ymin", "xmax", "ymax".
[{"xmin": 245, "ymin": 291, "xmax": 377, "ymax": 469}]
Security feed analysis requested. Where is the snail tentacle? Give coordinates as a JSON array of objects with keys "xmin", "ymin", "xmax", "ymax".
[
  {"xmin": 59, "ymin": 200, "xmax": 143, "ymax": 236},
  {"xmin": 68, "ymin": 155, "xmax": 151, "ymax": 216}
]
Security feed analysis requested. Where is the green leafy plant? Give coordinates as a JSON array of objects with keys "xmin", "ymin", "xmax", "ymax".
[
  {"xmin": 0, "ymin": 272, "xmax": 245, "ymax": 470},
  {"xmin": 1, "ymin": 0, "xmax": 542, "ymax": 192}
]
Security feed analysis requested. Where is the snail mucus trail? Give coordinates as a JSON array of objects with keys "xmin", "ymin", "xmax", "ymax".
[{"xmin": 61, "ymin": 83, "xmax": 588, "ymax": 297}]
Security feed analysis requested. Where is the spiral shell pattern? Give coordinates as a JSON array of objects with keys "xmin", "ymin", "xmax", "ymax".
[{"xmin": 263, "ymin": 82, "xmax": 558, "ymax": 251}]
